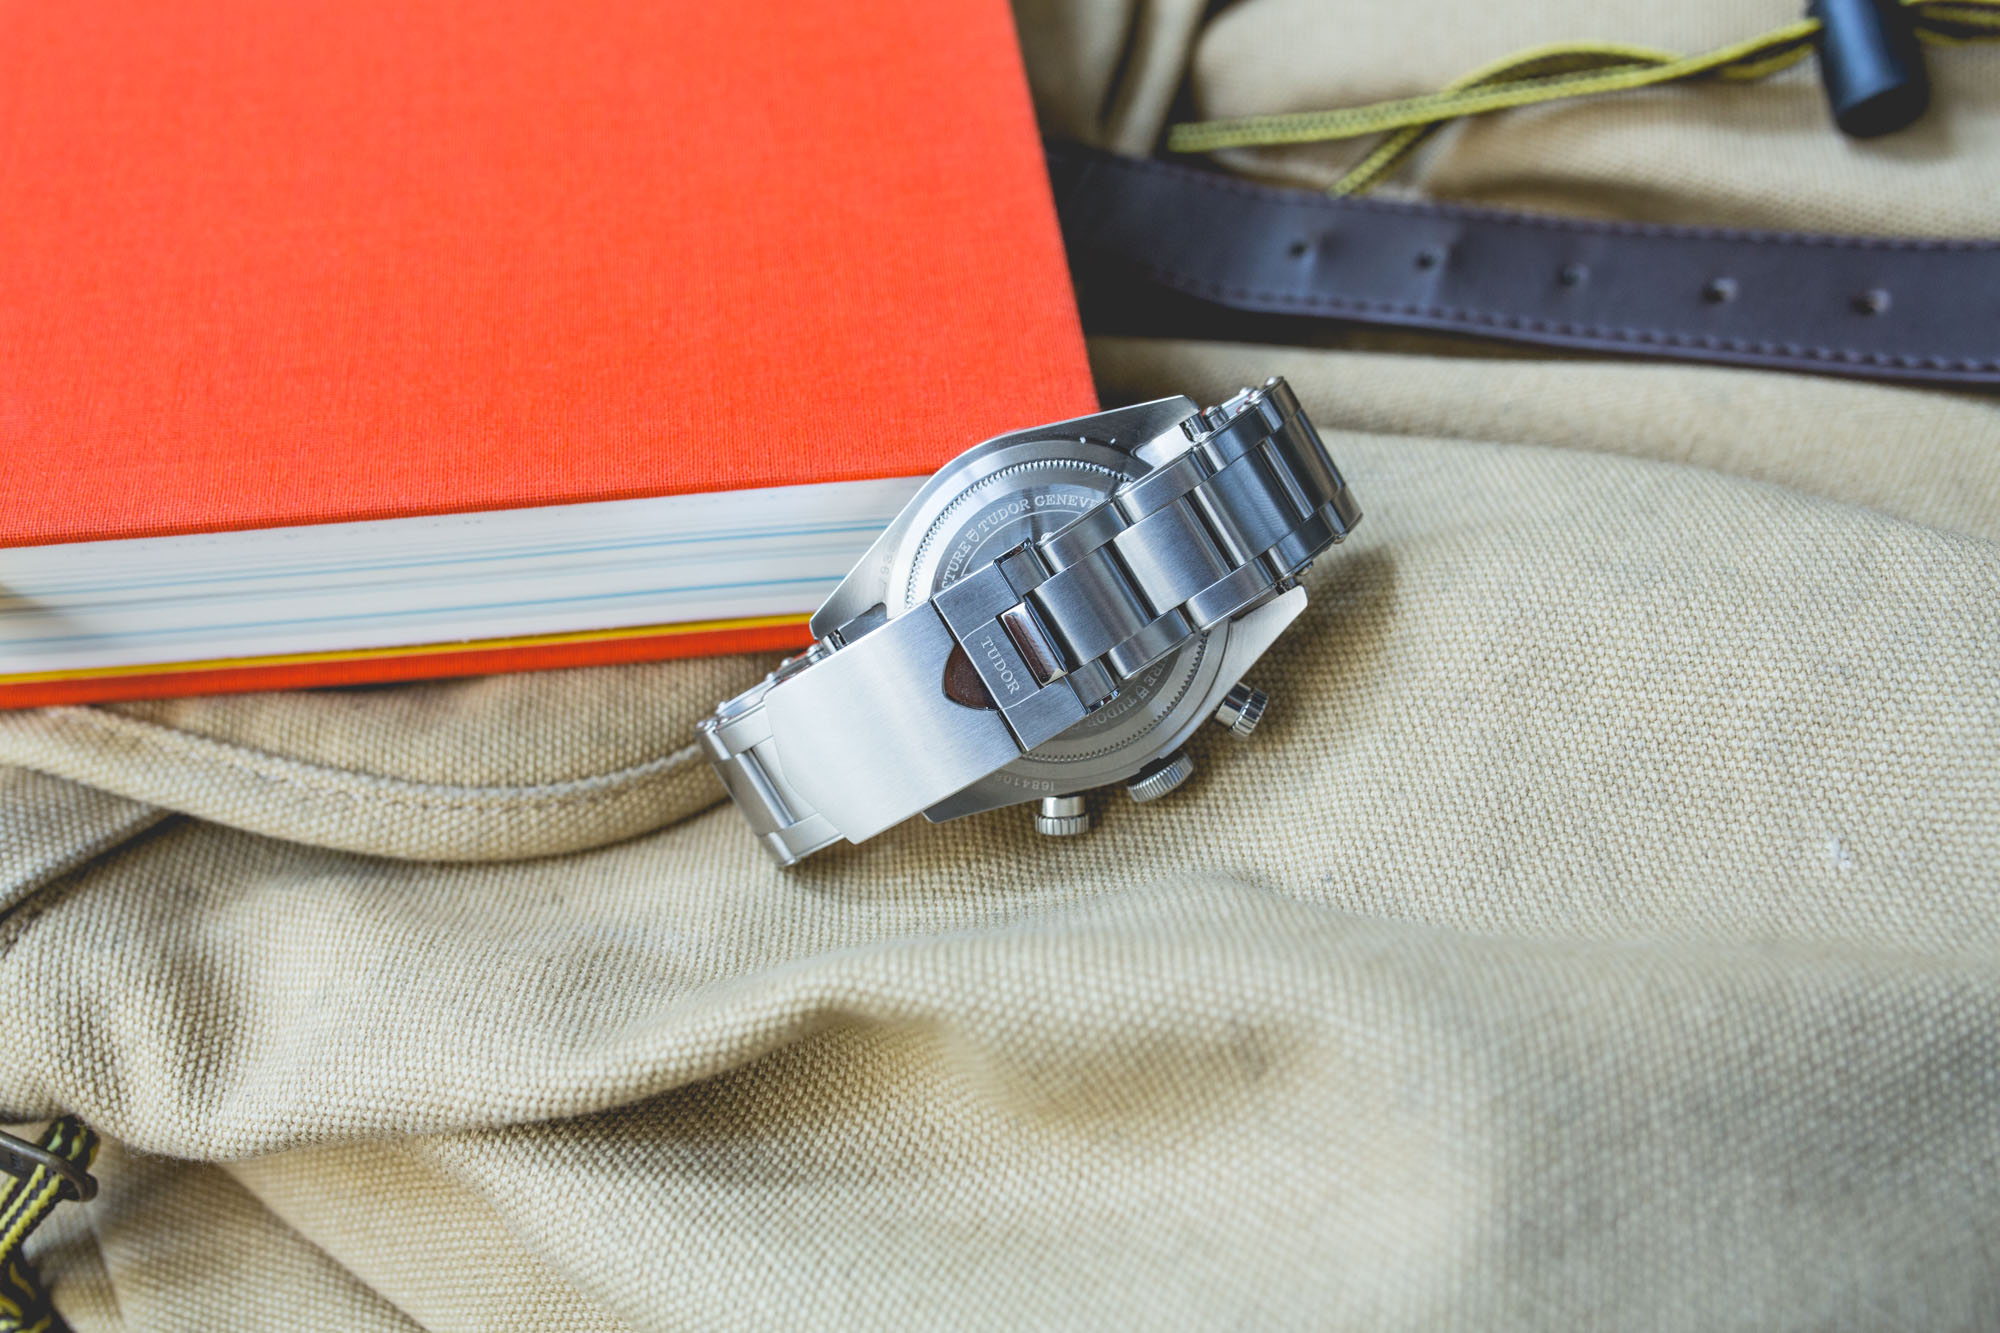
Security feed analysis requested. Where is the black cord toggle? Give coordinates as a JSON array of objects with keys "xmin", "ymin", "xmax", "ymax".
[{"xmin": 1811, "ymin": 0, "xmax": 1932, "ymax": 136}]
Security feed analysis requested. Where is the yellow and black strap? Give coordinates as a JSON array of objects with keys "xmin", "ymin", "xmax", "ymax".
[
  {"xmin": 1167, "ymin": 0, "xmax": 2000, "ymax": 194},
  {"xmin": 0, "ymin": 1120, "xmax": 97, "ymax": 1333}
]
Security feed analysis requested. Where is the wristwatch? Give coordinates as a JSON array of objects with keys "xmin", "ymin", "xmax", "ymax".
[{"xmin": 696, "ymin": 377, "xmax": 1361, "ymax": 865}]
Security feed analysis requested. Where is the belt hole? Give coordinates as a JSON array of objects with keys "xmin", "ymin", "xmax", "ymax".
[
  {"xmin": 1701, "ymin": 277, "xmax": 1738, "ymax": 304},
  {"xmin": 1288, "ymin": 238, "xmax": 1310, "ymax": 257},
  {"xmin": 1558, "ymin": 263, "xmax": 1588, "ymax": 287},
  {"xmin": 1414, "ymin": 247, "xmax": 1443, "ymax": 269},
  {"xmin": 1852, "ymin": 288, "xmax": 1891, "ymax": 315}
]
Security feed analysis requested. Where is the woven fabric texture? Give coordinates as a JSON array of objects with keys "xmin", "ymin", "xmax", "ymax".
[{"xmin": 2, "ymin": 1, "xmax": 1998, "ymax": 1328}]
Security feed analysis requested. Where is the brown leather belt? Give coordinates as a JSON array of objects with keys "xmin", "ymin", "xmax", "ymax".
[{"xmin": 1046, "ymin": 141, "xmax": 2000, "ymax": 388}]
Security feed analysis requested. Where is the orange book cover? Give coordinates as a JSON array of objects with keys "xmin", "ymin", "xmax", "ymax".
[{"xmin": 0, "ymin": 0, "xmax": 1095, "ymax": 706}]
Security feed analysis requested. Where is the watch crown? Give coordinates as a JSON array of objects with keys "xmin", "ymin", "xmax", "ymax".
[
  {"xmin": 1034, "ymin": 795, "xmax": 1092, "ymax": 837},
  {"xmin": 1213, "ymin": 683, "xmax": 1268, "ymax": 737},
  {"xmin": 1126, "ymin": 751, "xmax": 1195, "ymax": 803}
]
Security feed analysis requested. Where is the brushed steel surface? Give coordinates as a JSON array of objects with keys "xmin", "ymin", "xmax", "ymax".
[{"xmin": 759, "ymin": 604, "xmax": 1022, "ymax": 843}]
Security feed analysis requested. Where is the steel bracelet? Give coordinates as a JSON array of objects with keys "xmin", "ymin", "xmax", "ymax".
[{"xmin": 697, "ymin": 377, "xmax": 1359, "ymax": 865}]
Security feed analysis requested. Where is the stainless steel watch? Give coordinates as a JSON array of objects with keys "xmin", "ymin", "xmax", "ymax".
[{"xmin": 696, "ymin": 377, "xmax": 1361, "ymax": 865}]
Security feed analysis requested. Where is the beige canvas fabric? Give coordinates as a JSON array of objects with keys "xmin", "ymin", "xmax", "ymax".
[{"xmin": 4, "ymin": 2, "xmax": 1999, "ymax": 1328}]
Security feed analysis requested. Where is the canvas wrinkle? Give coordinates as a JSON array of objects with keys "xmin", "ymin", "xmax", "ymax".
[
  {"xmin": 4, "ymin": 0, "xmax": 2000, "ymax": 1325},
  {"xmin": 372, "ymin": 912, "xmax": 2000, "ymax": 1328},
  {"xmin": 0, "ymin": 768, "xmax": 167, "ymax": 921},
  {"xmin": 226, "ymin": 1141, "xmax": 635, "ymax": 1333},
  {"xmin": 1013, "ymin": 0, "xmax": 1211, "ymax": 154},
  {"xmin": 99, "ymin": 656, "xmax": 775, "ymax": 789},
  {"xmin": 71, "ymin": 1141, "xmax": 422, "ymax": 1333},
  {"xmin": 0, "ymin": 707, "xmax": 724, "ymax": 862}
]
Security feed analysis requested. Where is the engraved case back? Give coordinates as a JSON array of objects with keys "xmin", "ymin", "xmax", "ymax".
[{"xmin": 879, "ymin": 435, "xmax": 1229, "ymax": 818}]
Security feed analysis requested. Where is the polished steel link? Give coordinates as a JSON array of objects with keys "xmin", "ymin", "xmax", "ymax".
[
  {"xmin": 1115, "ymin": 450, "xmax": 1210, "ymax": 522},
  {"xmin": 1040, "ymin": 503, "xmax": 1126, "ymax": 571},
  {"xmin": 705, "ymin": 379, "xmax": 1357, "ymax": 792},
  {"xmin": 923, "ymin": 378, "xmax": 1357, "ymax": 752},
  {"xmin": 1028, "ymin": 554, "xmax": 1150, "ymax": 665},
  {"xmin": 1111, "ymin": 498, "xmax": 1232, "ymax": 611},
  {"xmin": 697, "ymin": 377, "xmax": 1361, "ymax": 864},
  {"xmin": 696, "ymin": 644, "xmax": 847, "ymax": 864},
  {"xmin": 1197, "ymin": 452, "xmax": 1298, "ymax": 560}
]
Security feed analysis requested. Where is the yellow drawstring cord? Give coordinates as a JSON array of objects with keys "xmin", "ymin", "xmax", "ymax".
[{"xmin": 1166, "ymin": 0, "xmax": 2000, "ymax": 194}]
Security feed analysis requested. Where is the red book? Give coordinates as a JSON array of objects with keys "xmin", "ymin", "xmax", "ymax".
[{"xmin": 0, "ymin": 0, "xmax": 1094, "ymax": 707}]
